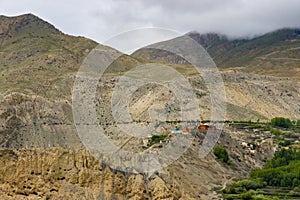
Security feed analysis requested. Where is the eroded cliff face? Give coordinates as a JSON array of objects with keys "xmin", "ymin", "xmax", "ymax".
[
  {"xmin": 0, "ymin": 92, "xmax": 84, "ymax": 150},
  {"xmin": 0, "ymin": 147, "xmax": 181, "ymax": 200},
  {"xmin": 0, "ymin": 126, "xmax": 275, "ymax": 200}
]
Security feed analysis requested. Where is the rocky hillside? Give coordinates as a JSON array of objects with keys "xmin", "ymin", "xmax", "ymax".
[
  {"xmin": 133, "ymin": 28, "xmax": 300, "ymax": 79},
  {"xmin": 132, "ymin": 34, "xmax": 300, "ymax": 121},
  {"xmin": 0, "ymin": 147, "xmax": 181, "ymax": 199},
  {"xmin": 0, "ymin": 14, "xmax": 99, "ymax": 152},
  {"xmin": 0, "ymin": 14, "xmax": 98, "ymax": 99},
  {"xmin": 0, "ymin": 13, "xmax": 299, "ymax": 199},
  {"xmin": 0, "ymin": 124, "xmax": 279, "ymax": 200}
]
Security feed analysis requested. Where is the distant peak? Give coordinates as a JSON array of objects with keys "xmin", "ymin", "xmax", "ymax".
[
  {"xmin": 0, "ymin": 13, "xmax": 40, "ymax": 20},
  {"xmin": 266, "ymin": 27, "xmax": 300, "ymax": 36},
  {"xmin": 186, "ymin": 32, "xmax": 228, "ymax": 49},
  {"xmin": 17, "ymin": 13, "xmax": 38, "ymax": 18},
  {"xmin": 0, "ymin": 13, "xmax": 61, "ymax": 39},
  {"xmin": 187, "ymin": 27, "xmax": 300, "ymax": 42},
  {"xmin": 189, "ymin": 32, "xmax": 228, "ymax": 41}
]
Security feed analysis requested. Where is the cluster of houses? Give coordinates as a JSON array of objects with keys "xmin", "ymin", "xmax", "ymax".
[
  {"xmin": 170, "ymin": 124, "xmax": 217, "ymax": 135},
  {"xmin": 143, "ymin": 123, "xmax": 219, "ymax": 148},
  {"xmin": 241, "ymin": 139, "xmax": 282, "ymax": 156},
  {"xmin": 241, "ymin": 141, "xmax": 257, "ymax": 155}
]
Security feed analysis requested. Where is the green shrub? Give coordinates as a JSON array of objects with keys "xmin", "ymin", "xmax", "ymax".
[
  {"xmin": 148, "ymin": 134, "xmax": 168, "ymax": 146},
  {"xmin": 224, "ymin": 194, "xmax": 236, "ymax": 200},
  {"xmin": 265, "ymin": 148, "xmax": 300, "ymax": 168},
  {"xmin": 222, "ymin": 149, "xmax": 300, "ymax": 199},
  {"xmin": 231, "ymin": 179, "xmax": 266, "ymax": 190},
  {"xmin": 240, "ymin": 190, "xmax": 256, "ymax": 200},
  {"xmin": 270, "ymin": 128, "xmax": 281, "ymax": 137},
  {"xmin": 293, "ymin": 186, "xmax": 300, "ymax": 192},
  {"xmin": 251, "ymin": 149, "xmax": 300, "ymax": 187},
  {"xmin": 271, "ymin": 117, "xmax": 293, "ymax": 128},
  {"xmin": 278, "ymin": 140, "xmax": 291, "ymax": 147},
  {"xmin": 223, "ymin": 186, "xmax": 245, "ymax": 194},
  {"xmin": 263, "ymin": 125, "xmax": 271, "ymax": 131},
  {"xmin": 214, "ymin": 146, "xmax": 231, "ymax": 165},
  {"xmin": 252, "ymin": 194, "xmax": 270, "ymax": 200}
]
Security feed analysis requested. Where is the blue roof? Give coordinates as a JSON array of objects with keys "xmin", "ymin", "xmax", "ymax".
[{"xmin": 171, "ymin": 130, "xmax": 182, "ymax": 133}]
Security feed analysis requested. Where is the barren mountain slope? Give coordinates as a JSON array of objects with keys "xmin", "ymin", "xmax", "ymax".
[
  {"xmin": 0, "ymin": 14, "xmax": 299, "ymax": 200},
  {"xmin": 132, "ymin": 34, "xmax": 300, "ymax": 121},
  {"xmin": 0, "ymin": 124, "xmax": 279, "ymax": 200}
]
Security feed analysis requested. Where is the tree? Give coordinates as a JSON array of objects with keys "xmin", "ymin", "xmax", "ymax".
[
  {"xmin": 271, "ymin": 117, "xmax": 293, "ymax": 128},
  {"xmin": 214, "ymin": 146, "xmax": 231, "ymax": 165}
]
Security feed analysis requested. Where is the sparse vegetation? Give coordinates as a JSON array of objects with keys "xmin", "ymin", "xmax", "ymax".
[
  {"xmin": 147, "ymin": 134, "xmax": 169, "ymax": 147},
  {"xmin": 195, "ymin": 91, "xmax": 206, "ymax": 98},
  {"xmin": 270, "ymin": 128, "xmax": 281, "ymax": 137}
]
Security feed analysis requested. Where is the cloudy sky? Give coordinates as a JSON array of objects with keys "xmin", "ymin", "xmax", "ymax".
[{"xmin": 1, "ymin": 0, "xmax": 300, "ymax": 44}]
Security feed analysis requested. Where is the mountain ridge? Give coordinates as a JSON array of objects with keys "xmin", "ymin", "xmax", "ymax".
[
  {"xmin": 132, "ymin": 27, "xmax": 300, "ymax": 81},
  {"xmin": 0, "ymin": 13, "xmax": 63, "ymax": 47},
  {"xmin": 189, "ymin": 28, "xmax": 300, "ymax": 68}
]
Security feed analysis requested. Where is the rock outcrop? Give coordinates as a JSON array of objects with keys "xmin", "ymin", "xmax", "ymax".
[{"xmin": 0, "ymin": 147, "xmax": 181, "ymax": 200}]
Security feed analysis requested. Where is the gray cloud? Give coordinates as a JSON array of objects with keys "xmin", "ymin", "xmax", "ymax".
[{"xmin": 1, "ymin": 0, "xmax": 300, "ymax": 45}]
